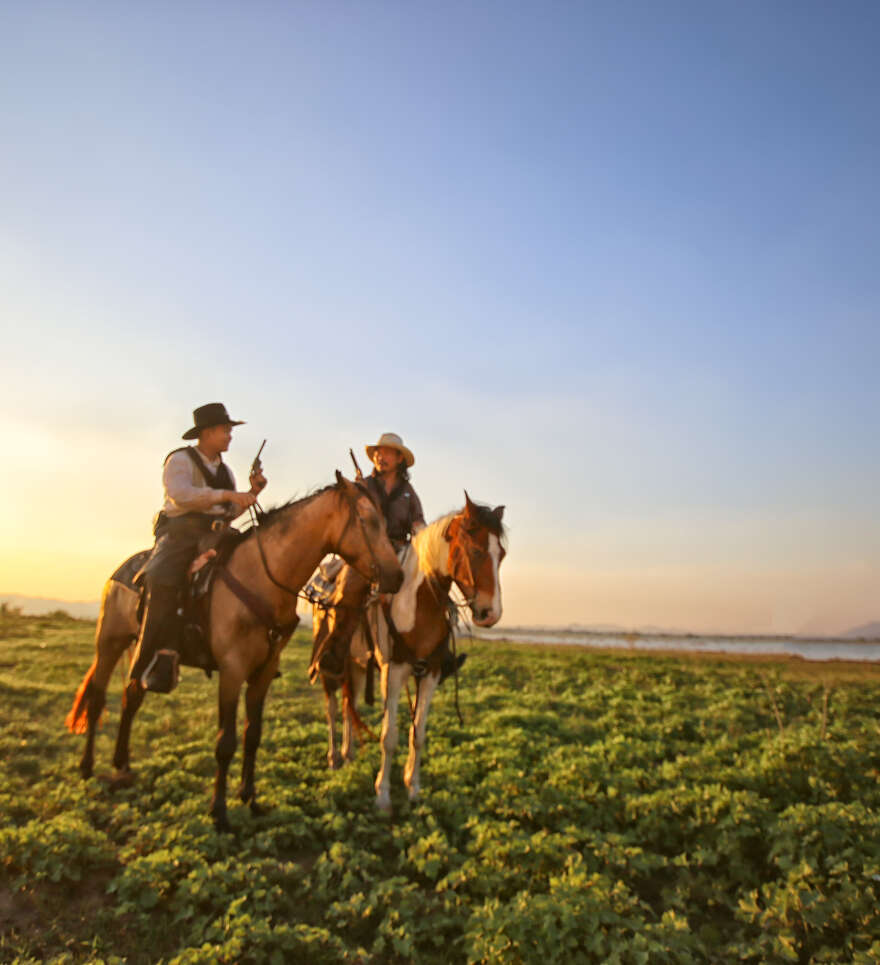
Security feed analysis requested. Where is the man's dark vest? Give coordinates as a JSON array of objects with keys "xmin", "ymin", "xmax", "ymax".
[
  {"xmin": 364, "ymin": 474, "xmax": 414, "ymax": 547},
  {"xmin": 165, "ymin": 446, "xmax": 234, "ymax": 491}
]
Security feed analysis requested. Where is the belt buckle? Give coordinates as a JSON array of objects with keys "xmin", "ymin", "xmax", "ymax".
[{"xmin": 210, "ymin": 519, "xmax": 226, "ymax": 534}]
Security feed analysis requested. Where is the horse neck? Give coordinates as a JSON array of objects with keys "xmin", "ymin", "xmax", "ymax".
[
  {"xmin": 238, "ymin": 489, "xmax": 338, "ymax": 593},
  {"xmin": 390, "ymin": 513, "xmax": 455, "ymax": 633}
]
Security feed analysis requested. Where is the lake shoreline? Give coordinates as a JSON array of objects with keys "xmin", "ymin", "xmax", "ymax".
[{"xmin": 471, "ymin": 627, "xmax": 880, "ymax": 666}]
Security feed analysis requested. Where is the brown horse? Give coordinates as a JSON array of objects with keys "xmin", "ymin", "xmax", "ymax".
[
  {"xmin": 315, "ymin": 493, "xmax": 506, "ymax": 812},
  {"xmin": 67, "ymin": 473, "xmax": 403, "ymax": 831}
]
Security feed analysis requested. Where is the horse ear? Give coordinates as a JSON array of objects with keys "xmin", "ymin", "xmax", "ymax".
[
  {"xmin": 464, "ymin": 490, "xmax": 476, "ymax": 517},
  {"xmin": 493, "ymin": 505, "xmax": 505, "ymax": 522},
  {"xmin": 444, "ymin": 517, "xmax": 459, "ymax": 543},
  {"xmin": 335, "ymin": 470, "xmax": 344, "ymax": 487}
]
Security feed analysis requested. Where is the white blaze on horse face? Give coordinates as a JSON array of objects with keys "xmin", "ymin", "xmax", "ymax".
[{"xmin": 473, "ymin": 533, "xmax": 503, "ymax": 627}]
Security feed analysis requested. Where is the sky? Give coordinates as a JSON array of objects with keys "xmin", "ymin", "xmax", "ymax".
[{"xmin": 2, "ymin": 1, "xmax": 879, "ymax": 636}]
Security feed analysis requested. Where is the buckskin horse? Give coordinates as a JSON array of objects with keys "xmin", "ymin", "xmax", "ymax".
[
  {"xmin": 66, "ymin": 473, "xmax": 403, "ymax": 831},
  {"xmin": 315, "ymin": 493, "xmax": 506, "ymax": 812}
]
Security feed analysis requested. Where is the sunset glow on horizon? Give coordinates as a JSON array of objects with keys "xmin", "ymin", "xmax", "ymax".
[{"xmin": 2, "ymin": 2, "xmax": 879, "ymax": 637}]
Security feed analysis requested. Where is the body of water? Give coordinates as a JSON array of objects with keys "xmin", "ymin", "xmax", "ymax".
[{"xmin": 474, "ymin": 628, "xmax": 880, "ymax": 663}]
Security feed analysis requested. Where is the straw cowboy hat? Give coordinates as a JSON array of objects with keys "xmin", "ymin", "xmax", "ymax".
[
  {"xmin": 365, "ymin": 432, "xmax": 415, "ymax": 468},
  {"xmin": 182, "ymin": 402, "xmax": 245, "ymax": 440}
]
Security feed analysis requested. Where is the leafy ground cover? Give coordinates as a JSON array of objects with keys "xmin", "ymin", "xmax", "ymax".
[{"xmin": 1, "ymin": 607, "xmax": 880, "ymax": 963}]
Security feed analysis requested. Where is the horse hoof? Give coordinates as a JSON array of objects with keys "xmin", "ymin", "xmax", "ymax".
[
  {"xmin": 212, "ymin": 812, "xmax": 232, "ymax": 834},
  {"xmin": 79, "ymin": 761, "xmax": 94, "ymax": 781},
  {"xmin": 250, "ymin": 800, "xmax": 270, "ymax": 817},
  {"xmin": 108, "ymin": 770, "xmax": 135, "ymax": 791},
  {"xmin": 375, "ymin": 797, "xmax": 393, "ymax": 816},
  {"xmin": 237, "ymin": 784, "xmax": 254, "ymax": 805},
  {"xmin": 328, "ymin": 754, "xmax": 343, "ymax": 771}
]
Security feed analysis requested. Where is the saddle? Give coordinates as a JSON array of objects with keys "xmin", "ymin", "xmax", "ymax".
[
  {"xmin": 176, "ymin": 553, "xmax": 223, "ymax": 676},
  {"xmin": 302, "ymin": 555, "xmax": 345, "ymax": 609},
  {"xmin": 128, "ymin": 535, "xmax": 243, "ymax": 678}
]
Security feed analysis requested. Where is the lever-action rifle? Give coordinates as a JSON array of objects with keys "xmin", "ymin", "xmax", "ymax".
[{"xmin": 349, "ymin": 448, "xmax": 364, "ymax": 480}]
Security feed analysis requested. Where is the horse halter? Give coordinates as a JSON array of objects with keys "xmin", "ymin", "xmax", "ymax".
[
  {"xmin": 450, "ymin": 522, "xmax": 492, "ymax": 610},
  {"xmin": 336, "ymin": 485, "xmax": 384, "ymax": 586}
]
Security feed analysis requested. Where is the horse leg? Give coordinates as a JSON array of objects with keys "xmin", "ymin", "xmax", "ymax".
[
  {"xmin": 71, "ymin": 636, "xmax": 127, "ymax": 779},
  {"xmin": 341, "ymin": 663, "xmax": 366, "ymax": 763},
  {"xmin": 210, "ymin": 674, "xmax": 241, "ymax": 833},
  {"xmin": 374, "ymin": 661, "xmax": 410, "ymax": 813},
  {"xmin": 77, "ymin": 672, "xmax": 105, "ymax": 780},
  {"xmin": 67, "ymin": 581, "xmax": 137, "ymax": 779},
  {"xmin": 404, "ymin": 671, "xmax": 440, "ymax": 802},
  {"xmin": 324, "ymin": 678, "xmax": 343, "ymax": 770},
  {"xmin": 237, "ymin": 680, "xmax": 270, "ymax": 815},
  {"xmin": 111, "ymin": 679, "xmax": 146, "ymax": 780}
]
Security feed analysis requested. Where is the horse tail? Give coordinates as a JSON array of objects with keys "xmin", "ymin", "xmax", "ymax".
[
  {"xmin": 65, "ymin": 661, "xmax": 97, "ymax": 734},
  {"xmin": 342, "ymin": 677, "xmax": 379, "ymax": 743}
]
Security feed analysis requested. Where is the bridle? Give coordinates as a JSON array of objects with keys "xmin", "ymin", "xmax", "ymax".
[
  {"xmin": 247, "ymin": 483, "xmax": 384, "ymax": 601},
  {"xmin": 334, "ymin": 484, "xmax": 384, "ymax": 585},
  {"xmin": 449, "ymin": 523, "xmax": 492, "ymax": 612}
]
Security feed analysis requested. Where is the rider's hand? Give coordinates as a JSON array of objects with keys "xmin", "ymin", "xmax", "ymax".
[
  {"xmin": 249, "ymin": 469, "xmax": 267, "ymax": 494},
  {"xmin": 224, "ymin": 491, "xmax": 257, "ymax": 511}
]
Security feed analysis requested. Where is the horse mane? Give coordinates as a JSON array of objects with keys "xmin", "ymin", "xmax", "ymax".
[
  {"xmin": 245, "ymin": 484, "xmax": 338, "ymax": 537},
  {"xmin": 412, "ymin": 511, "xmax": 458, "ymax": 576}
]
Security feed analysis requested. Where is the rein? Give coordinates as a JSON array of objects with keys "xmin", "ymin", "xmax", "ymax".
[
  {"xmin": 212, "ymin": 485, "xmax": 385, "ymax": 680},
  {"xmin": 245, "ymin": 484, "xmax": 383, "ymax": 603}
]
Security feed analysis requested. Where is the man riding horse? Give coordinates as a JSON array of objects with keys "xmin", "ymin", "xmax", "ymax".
[
  {"xmin": 131, "ymin": 402, "xmax": 267, "ymax": 693},
  {"xmin": 309, "ymin": 431, "xmax": 464, "ymax": 684}
]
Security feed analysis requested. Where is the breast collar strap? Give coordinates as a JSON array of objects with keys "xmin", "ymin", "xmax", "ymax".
[{"xmin": 216, "ymin": 567, "xmax": 299, "ymax": 653}]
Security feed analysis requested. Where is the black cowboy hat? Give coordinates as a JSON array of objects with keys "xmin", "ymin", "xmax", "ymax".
[{"xmin": 182, "ymin": 402, "xmax": 245, "ymax": 440}]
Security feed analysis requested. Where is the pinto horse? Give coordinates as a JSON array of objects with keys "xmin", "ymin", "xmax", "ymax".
[
  {"xmin": 66, "ymin": 473, "xmax": 402, "ymax": 831},
  {"xmin": 315, "ymin": 493, "xmax": 506, "ymax": 812}
]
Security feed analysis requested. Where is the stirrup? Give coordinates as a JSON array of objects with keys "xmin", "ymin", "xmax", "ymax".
[{"xmin": 141, "ymin": 649, "xmax": 180, "ymax": 694}]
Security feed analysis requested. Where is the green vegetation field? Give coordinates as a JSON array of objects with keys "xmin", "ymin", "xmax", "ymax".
[{"xmin": 2, "ymin": 608, "xmax": 880, "ymax": 964}]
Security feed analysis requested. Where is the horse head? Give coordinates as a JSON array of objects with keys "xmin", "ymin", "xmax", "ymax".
[
  {"xmin": 445, "ymin": 491, "xmax": 506, "ymax": 627},
  {"xmin": 333, "ymin": 471, "xmax": 404, "ymax": 593}
]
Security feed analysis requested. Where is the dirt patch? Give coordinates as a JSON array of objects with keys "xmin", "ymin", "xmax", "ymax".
[{"xmin": 0, "ymin": 871, "xmax": 120, "ymax": 956}]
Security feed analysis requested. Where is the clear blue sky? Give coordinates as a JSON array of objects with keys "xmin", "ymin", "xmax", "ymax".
[{"xmin": 2, "ymin": 1, "xmax": 878, "ymax": 634}]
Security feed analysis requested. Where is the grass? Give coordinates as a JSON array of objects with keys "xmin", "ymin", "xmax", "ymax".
[{"xmin": 2, "ymin": 607, "xmax": 880, "ymax": 963}]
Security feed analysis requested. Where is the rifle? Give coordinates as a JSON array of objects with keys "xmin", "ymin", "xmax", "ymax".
[{"xmin": 349, "ymin": 447, "xmax": 364, "ymax": 480}]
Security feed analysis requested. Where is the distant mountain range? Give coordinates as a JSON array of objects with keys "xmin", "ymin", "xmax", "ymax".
[
  {"xmin": 0, "ymin": 592, "xmax": 314, "ymax": 626},
  {"xmin": 1, "ymin": 594, "xmax": 100, "ymax": 620},
  {"xmin": 2, "ymin": 593, "xmax": 878, "ymax": 640},
  {"xmin": 841, "ymin": 621, "xmax": 880, "ymax": 640}
]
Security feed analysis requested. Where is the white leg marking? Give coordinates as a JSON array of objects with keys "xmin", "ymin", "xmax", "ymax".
[
  {"xmin": 404, "ymin": 671, "xmax": 440, "ymax": 801},
  {"xmin": 375, "ymin": 661, "xmax": 410, "ymax": 812}
]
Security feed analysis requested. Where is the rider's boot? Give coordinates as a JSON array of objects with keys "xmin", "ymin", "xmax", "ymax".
[
  {"xmin": 129, "ymin": 583, "xmax": 180, "ymax": 694},
  {"xmin": 316, "ymin": 630, "xmax": 350, "ymax": 681}
]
